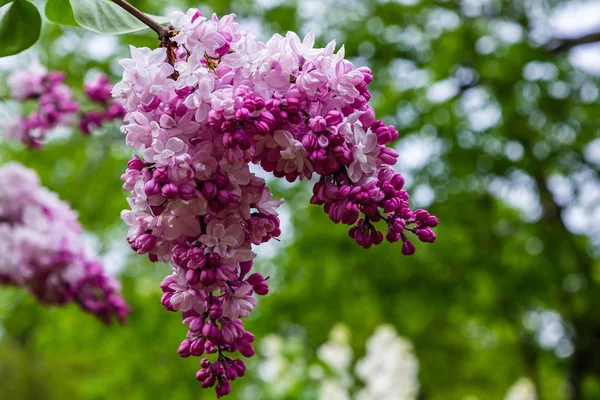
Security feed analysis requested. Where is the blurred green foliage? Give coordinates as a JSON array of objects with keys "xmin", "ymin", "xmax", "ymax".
[{"xmin": 1, "ymin": 0, "xmax": 600, "ymax": 399}]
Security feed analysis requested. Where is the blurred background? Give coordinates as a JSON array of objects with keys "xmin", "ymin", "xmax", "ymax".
[{"xmin": 1, "ymin": 0, "xmax": 600, "ymax": 399}]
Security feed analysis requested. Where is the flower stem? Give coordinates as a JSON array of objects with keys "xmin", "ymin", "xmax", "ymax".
[{"xmin": 110, "ymin": 0, "xmax": 169, "ymax": 41}]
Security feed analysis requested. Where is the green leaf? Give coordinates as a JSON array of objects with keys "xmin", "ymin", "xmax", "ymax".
[
  {"xmin": 0, "ymin": 0, "xmax": 15, "ymax": 8},
  {"xmin": 70, "ymin": 0, "xmax": 168, "ymax": 35},
  {"xmin": 0, "ymin": 0, "xmax": 42, "ymax": 57},
  {"xmin": 45, "ymin": 0, "xmax": 79, "ymax": 27}
]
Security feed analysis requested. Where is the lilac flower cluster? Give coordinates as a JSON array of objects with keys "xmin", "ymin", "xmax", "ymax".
[
  {"xmin": 3, "ymin": 68, "xmax": 125, "ymax": 146},
  {"xmin": 80, "ymin": 74, "xmax": 126, "ymax": 135},
  {"xmin": 0, "ymin": 162, "xmax": 130, "ymax": 324},
  {"xmin": 5, "ymin": 65, "xmax": 78, "ymax": 148},
  {"xmin": 116, "ymin": 9, "xmax": 437, "ymax": 396}
]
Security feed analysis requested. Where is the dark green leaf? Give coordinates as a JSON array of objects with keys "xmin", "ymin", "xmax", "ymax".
[
  {"xmin": 0, "ymin": 0, "xmax": 41, "ymax": 57},
  {"xmin": 0, "ymin": 0, "xmax": 16, "ymax": 8},
  {"xmin": 45, "ymin": 0, "xmax": 79, "ymax": 27}
]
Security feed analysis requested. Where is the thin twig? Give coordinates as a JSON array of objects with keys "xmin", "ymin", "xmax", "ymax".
[
  {"xmin": 110, "ymin": 0, "xmax": 169, "ymax": 41},
  {"xmin": 548, "ymin": 31, "xmax": 600, "ymax": 53}
]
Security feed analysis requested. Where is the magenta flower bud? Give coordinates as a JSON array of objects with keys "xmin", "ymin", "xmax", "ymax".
[
  {"xmin": 327, "ymin": 202, "xmax": 344, "ymax": 224},
  {"xmin": 196, "ymin": 368, "xmax": 209, "ymax": 383},
  {"xmin": 372, "ymin": 230, "xmax": 384, "ymax": 245},
  {"xmin": 153, "ymin": 167, "xmax": 168, "ymax": 183},
  {"xmin": 414, "ymin": 209, "xmax": 430, "ymax": 221},
  {"xmin": 161, "ymin": 292, "xmax": 174, "ymax": 310},
  {"xmin": 210, "ymin": 360, "xmax": 224, "ymax": 375},
  {"xmin": 206, "ymin": 252, "xmax": 221, "ymax": 267},
  {"xmin": 134, "ymin": 233, "xmax": 156, "ymax": 254},
  {"xmin": 402, "ymin": 240, "xmax": 416, "ymax": 256},
  {"xmin": 216, "ymin": 380, "xmax": 231, "ymax": 398},
  {"xmin": 386, "ymin": 229, "xmax": 401, "ymax": 243},
  {"xmin": 358, "ymin": 66, "xmax": 373, "ymax": 83},
  {"xmin": 254, "ymin": 120, "xmax": 270, "ymax": 134},
  {"xmin": 341, "ymin": 208, "xmax": 359, "ymax": 225},
  {"xmin": 382, "ymin": 198, "xmax": 402, "ymax": 213},
  {"xmin": 225, "ymin": 366, "xmax": 238, "ymax": 381},
  {"xmin": 326, "ymin": 156, "xmax": 340, "ymax": 173},
  {"xmin": 190, "ymin": 339, "xmax": 206, "ymax": 356},
  {"xmin": 202, "ymin": 376, "xmax": 217, "ymax": 389},
  {"xmin": 368, "ymin": 188, "xmax": 385, "ymax": 202},
  {"xmin": 178, "ymin": 339, "xmax": 193, "ymax": 358},
  {"xmin": 161, "ymin": 183, "xmax": 178, "ymax": 199},
  {"xmin": 238, "ymin": 343, "xmax": 255, "ymax": 358},
  {"xmin": 355, "ymin": 229, "xmax": 372, "ymax": 249},
  {"xmin": 214, "ymin": 175, "xmax": 229, "ymax": 189},
  {"xmin": 301, "ymin": 133, "xmax": 319, "ymax": 150},
  {"xmin": 188, "ymin": 252, "xmax": 206, "ymax": 270},
  {"xmin": 379, "ymin": 146, "xmax": 399, "ymax": 165},
  {"xmin": 178, "ymin": 183, "xmax": 196, "ymax": 200},
  {"xmin": 201, "ymin": 182, "xmax": 218, "ymax": 199},
  {"xmin": 235, "ymin": 108, "xmax": 251, "ymax": 121},
  {"xmin": 247, "ymin": 273, "xmax": 269, "ymax": 295},
  {"xmin": 209, "ymin": 303, "xmax": 223, "ymax": 320},
  {"xmin": 392, "ymin": 218, "xmax": 406, "ymax": 233},
  {"xmin": 310, "ymin": 148, "xmax": 326, "ymax": 163},
  {"xmin": 217, "ymin": 189, "xmax": 231, "ymax": 204},
  {"xmin": 416, "ymin": 228, "xmax": 436, "ymax": 243},
  {"xmin": 160, "ymin": 275, "xmax": 177, "ymax": 292},
  {"xmin": 254, "ymin": 282, "xmax": 269, "ymax": 296},
  {"xmin": 391, "ymin": 174, "xmax": 405, "ymax": 190},
  {"xmin": 239, "ymin": 260, "xmax": 253, "ymax": 279},
  {"xmin": 202, "ymin": 322, "xmax": 221, "ymax": 342},
  {"xmin": 426, "ymin": 216, "xmax": 439, "ymax": 227},
  {"xmin": 309, "ymin": 116, "xmax": 327, "ymax": 132},
  {"xmin": 246, "ymin": 273, "xmax": 265, "ymax": 286},
  {"xmin": 127, "ymin": 156, "xmax": 144, "ymax": 171},
  {"xmin": 186, "ymin": 268, "xmax": 201, "ymax": 285},
  {"xmin": 144, "ymin": 179, "xmax": 160, "ymax": 196},
  {"xmin": 200, "ymin": 268, "xmax": 216, "ymax": 286},
  {"xmin": 348, "ymin": 226, "xmax": 358, "ymax": 239},
  {"xmin": 325, "ymin": 110, "xmax": 343, "ymax": 126},
  {"xmin": 232, "ymin": 359, "xmax": 246, "ymax": 377},
  {"xmin": 189, "ymin": 315, "xmax": 206, "ymax": 333}
]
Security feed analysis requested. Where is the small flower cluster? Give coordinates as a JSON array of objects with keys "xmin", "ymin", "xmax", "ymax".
[
  {"xmin": 80, "ymin": 74, "xmax": 126, "ymax": 134},
  {"xmin": 3, "ymin": 67, "xmax": 125, "ymax": 147},
  {"xmin": 5, "ymin": 65, "xmax": 78, "ymax": 148},
  {"xmin": 0, "ymin": 162, "xmax": 130, "ymax": 324},
  {"xmin": 116, "ymin": 9, "xmax": 437, "ymax": 397}
]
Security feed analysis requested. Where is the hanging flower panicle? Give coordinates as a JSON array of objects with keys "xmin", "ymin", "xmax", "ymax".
[
  {"xmin": 3, "ymin": 68, "xmax": 125, "ymax": 146},
  {"xmin": 0, "ymin": 162, "xmax": 130, "ymax": 324},
  {"xmin": 80, "ymin": 73, "xmax": 126, "ymax": 135},
  {"xmin": 5, "ymin": 65, "xmax": 78, "ymax": 148},
  {"xmin": 117, "ymin": 8, "xmax": 437, "ymax": 397}
]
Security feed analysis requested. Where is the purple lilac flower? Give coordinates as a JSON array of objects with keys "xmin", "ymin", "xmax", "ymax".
[
  {"xmin": 0, "ymin": 162, "xmax": 130, "ymax": 324},
  {"xmin": 116, "ymin": 8, "xmax": 437, "ymax": 397},
  {"xmin": 4, "ymin": 67, "xmax": 78, "ymax": 148},
  {"xmin": 3, "ymin": 69, "xmax": 126, "ymax": 145}
]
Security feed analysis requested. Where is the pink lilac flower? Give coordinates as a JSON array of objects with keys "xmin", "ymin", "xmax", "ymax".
[
  {"xmin": 80, "ymin": 73, "xmax": 126, "ymax": 134},
  {"xmin": 117, "ymin": 8, "xmax": 437, "ymax": 397},
  {"xmin": 2, "ymin": 68, "xmax": 125, "ymax": 146},
  {"xmin": 0, "ymin": 162, "xmax": 130, "ymax": 324},
  {"xmin": 4, "ymin": 68, "xmax": 78, "ymax": 148}
]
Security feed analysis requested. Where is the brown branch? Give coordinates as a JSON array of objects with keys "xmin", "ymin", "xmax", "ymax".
[
  {"xmin": 110, "ymin": 0, "xmax": 169, "ymax": 41},
  {"xmin": 548, "ymin": 31, "xmax": 600, "ymax": 53}
]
